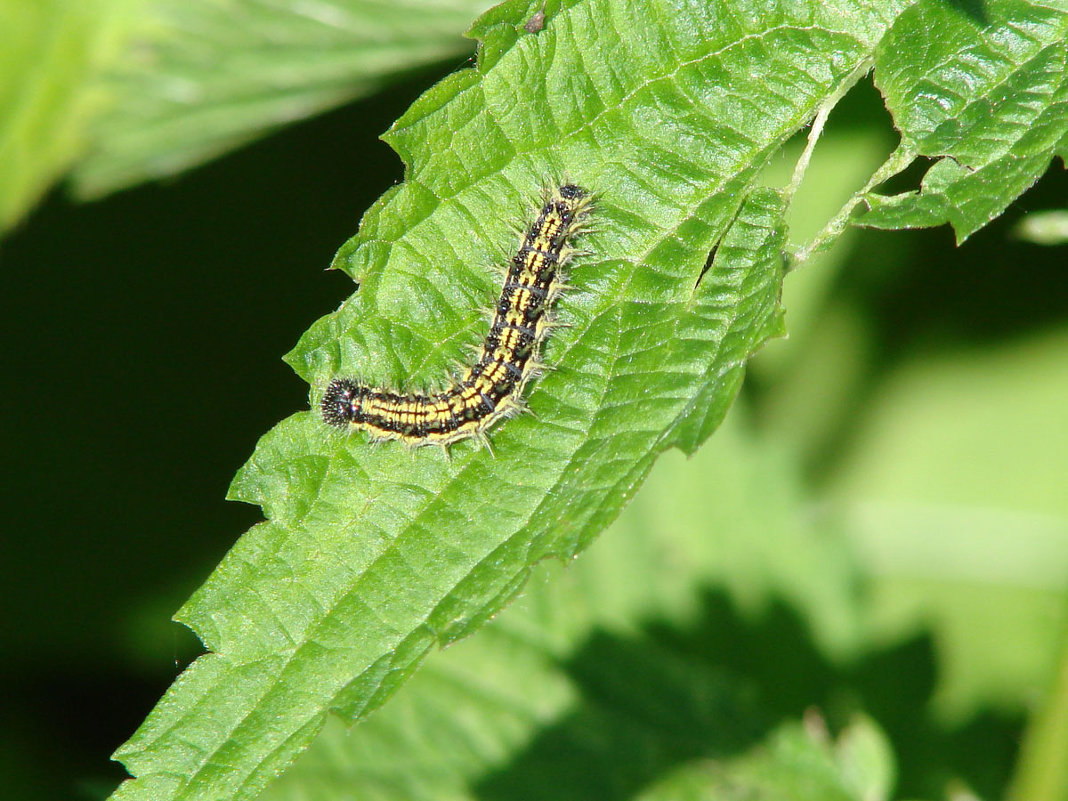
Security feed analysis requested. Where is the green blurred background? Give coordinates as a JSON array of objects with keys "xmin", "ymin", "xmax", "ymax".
[{"xmin": 2, "ymin": 4, "xmax": 1067, "ymax": 800}]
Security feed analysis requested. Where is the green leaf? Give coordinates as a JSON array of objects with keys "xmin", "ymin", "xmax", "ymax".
[
  {"xmin": 107, "ymin": 0, "xmax": 906, "ymax": 794},
  {"xmin": 252, "ymin": 413, "xmax": 877, "ymax": 801},
  {"xmin": 72, "ymin": 0, "xmax": 492, "ymax": 197},
  {"xmin": 0, "ymin": 0, "xmax": 140, "ymax": 231},
  {"xmin": 859, "ymin": 0, "xmax": 1068, "ymax": 241},
  {"xmin": 108, "ymin": 0, "xmax": 1067, "ymax": 798},
  {"xmin": 834, "ymin": 715, "xmax": 897, "ymax": 801},
  {"xmin": 629, "ymin": 723, "xmax": 889, "ymax": 801},
  {"xmin": 656, "ymin": 722, "xmax": 887, "ymax": 801}
]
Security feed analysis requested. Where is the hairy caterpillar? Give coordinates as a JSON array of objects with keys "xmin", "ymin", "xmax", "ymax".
[{"xmin": 321, "ymin": 183, "xmax": 591, "ymax": 450}]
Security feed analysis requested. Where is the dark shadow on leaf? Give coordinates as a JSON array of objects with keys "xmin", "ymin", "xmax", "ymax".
[{"xmin": 475, "ymin": 589, "xmax": 1022, "ymax": 801}]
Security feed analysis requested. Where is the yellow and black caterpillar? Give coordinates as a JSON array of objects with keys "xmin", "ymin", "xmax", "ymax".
[{"xmin": 321, "ymin": 183, "xmax": 591, "ymax": 448}]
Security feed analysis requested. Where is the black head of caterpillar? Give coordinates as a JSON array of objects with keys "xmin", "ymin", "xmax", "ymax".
[{"xmin": 321, "ymin": 183, "xmax": 591, "ymax": 450}]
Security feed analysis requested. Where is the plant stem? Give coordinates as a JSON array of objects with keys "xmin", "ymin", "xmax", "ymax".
[
  {"xmin": 784, "ymin": 59, "xmax": 873, "ymax": 207},
  {"xmin": 1005, "ymin": 617, "xmax": 1068, "ymax": 801},
  {"xmin": 788, "ymin": 143, "xmax": 915, "ymax": 271}
]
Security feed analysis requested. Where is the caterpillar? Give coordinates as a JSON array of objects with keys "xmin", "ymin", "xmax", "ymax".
[{"xmin": 320, "ymin": 183, "xmax": 591, "ymax": 450}]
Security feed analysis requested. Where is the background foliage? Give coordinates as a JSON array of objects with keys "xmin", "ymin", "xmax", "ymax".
[{"xmin": 1, "ymin": 1, "xmax": 1066, "ymax": 801}]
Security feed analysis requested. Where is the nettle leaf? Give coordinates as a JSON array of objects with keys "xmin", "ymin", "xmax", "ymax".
[
  {"xmin": 113, "ymin": 0, "xmax": 1068, "ymax": 798},
  {"xmin": 254, "ymin": 413, "xmax": 875, "ymax": 801},
  {"xmin": 72, "ymin": 0, "xmax": 493, "ymax": 197},
  {"xmin": 859, "ymin": 0, "xmax": 1068, "ymax": 241},
  {"xmin": 0, "ymin": 0, "xmax": 138, "ymax": 232}
]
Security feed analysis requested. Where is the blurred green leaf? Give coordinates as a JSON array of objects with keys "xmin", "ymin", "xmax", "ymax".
[
  {"xmin": 1013, "ymin": 209, "xmax": 1068, "ymax": 245},
  {"xmin": 830, "ymin": 328, "xmax": 1068, "ymax": 719},
  {"xmin": 0, "ymin": 0, "xmax": 140, "ymax": 231},
  {"xmin": 630, "ymin": 723, "xmax": 888, "ymax": 801},
  {"xmin": 72, "ymin": 0, "xmax": 493, "ymax": 196},
  {"xmin": 0, "ymin": 0, "xmax": 493, "ymax": 231},
  {"xmin": 834, "ymin": 715, "xmax": 897, "ymax": 801}
]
